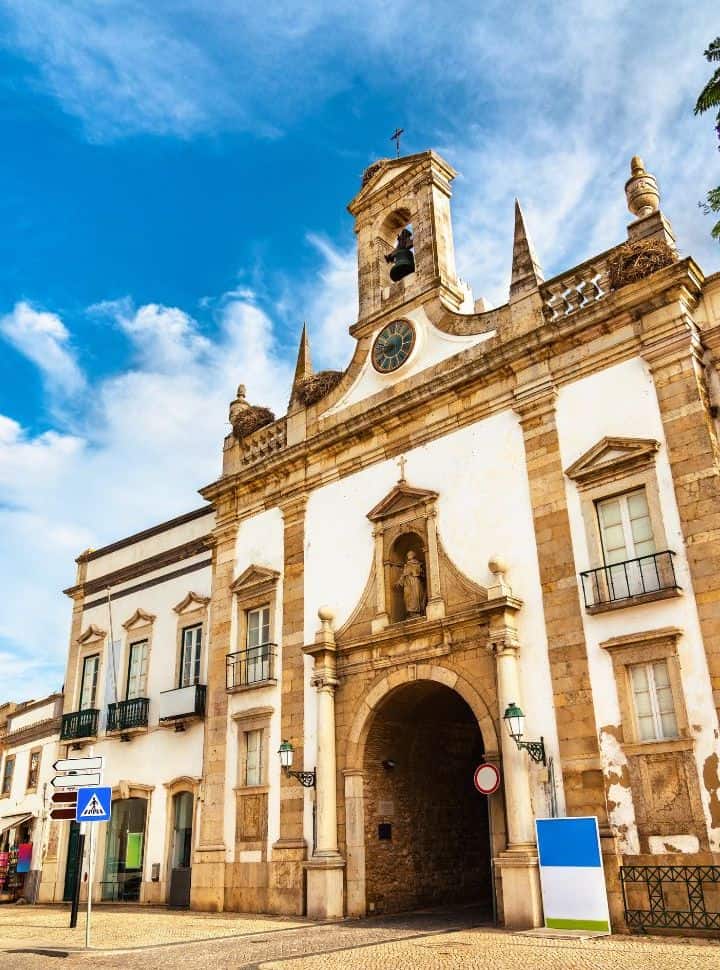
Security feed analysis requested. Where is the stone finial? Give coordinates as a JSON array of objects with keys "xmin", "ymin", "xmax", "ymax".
[
  {"xmin": 318, "ymin": 605, "xmax": 335, "ymax": 629},
  {"xmin": 487, "ymin": 555, "xmax": 511, "ymax": 599},
  {"xmin": 625, "ymin": 156, "xmax": 660, "ymax": 219},
  {"xmin": 228, "ymin": 384, "xmax": 249, "ymax": 427},
  {"xmin": 509, "ymin": 199, "xmax": 544, "ymax": 301},
  {"xmin": 488, "ymin": 555, "xmax": 508, "ymax": 579},
  {"xmin": 289, "ymin": 322, "xmax": 313, "ymax": 409},
  {"xmin": 228, "ymin": 384, "xmax": 275, "ymax": 439}
]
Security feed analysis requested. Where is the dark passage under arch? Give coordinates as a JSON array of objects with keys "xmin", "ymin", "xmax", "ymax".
[{"xmin": 363, "ymin": 680, "xmax": 492, "ymax": 914}]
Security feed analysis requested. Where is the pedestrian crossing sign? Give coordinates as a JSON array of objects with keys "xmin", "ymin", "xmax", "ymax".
[{"xmin": 76, "ymin": 786, "xmax": 112, "ymax": 823}]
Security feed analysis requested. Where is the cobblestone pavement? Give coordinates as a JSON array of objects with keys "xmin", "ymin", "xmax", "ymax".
[
  {"xmin": 0, "ymin": 904, "xmax": 307, "ymax": 949},
  {"xmin": 1, "ymin": 905, "xmax": 718, "ymax": 970}
]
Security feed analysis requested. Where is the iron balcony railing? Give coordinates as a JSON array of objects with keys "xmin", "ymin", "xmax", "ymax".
[
  {"xmin": 580, "ymin": 550, "xmax": 680, "ymax": 609},
  {"xmin": 107, "ymin": 696, "xmax": 149, "ymax": 732},
  {"xmin": 60, "ymin": 708, "xmax": 99, "ymax": 741},
  {"xmin": 226, "ymin": 643, "xmax": 276, "ymax": 690},
  {"xmin": 158, "ymin": 683, "xmax": 206, "ymax": 722}
]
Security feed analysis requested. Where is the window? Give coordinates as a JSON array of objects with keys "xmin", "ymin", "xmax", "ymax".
[
  {"xmin": 629, "ymin": 660, "xmax": 679, "ymax": 742},
  {"xmin": 26, "ymin": 750, "xmax": 40, "ymax": 790},
  {"xmin": 126, "ymin": 640, "xmax": 149, "ymax": 699},
  {"xmin": 246, "ymin": 606, "xmax": 271, "ymax": 683},
  {"xmin": 80, "ymin": 654, "xmax": 99, "ymax": 710},
  {"xmin": 1, "ymin": 755, "xmax": 14, "ymax": 795},
  {"xmin": 180, "ymin": 626, "xmax": 202, "ymax": 688},
  {"xmin": 596, "ymin": 489, "xmax": 659, "ymax": 597},
  {"xmin": 245, "ymin": 729, "xmax": 263, "ymax": 786}
]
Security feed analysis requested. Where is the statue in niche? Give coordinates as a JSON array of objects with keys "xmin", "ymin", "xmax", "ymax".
[{"xmin": 395, "ymin": 550, "xmax": 426, "ymax": 617}]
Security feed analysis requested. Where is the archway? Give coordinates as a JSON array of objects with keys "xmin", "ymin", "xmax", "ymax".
[{"xmin": 361, "ymin": 679, "xmax": 493, "ymax": 915}]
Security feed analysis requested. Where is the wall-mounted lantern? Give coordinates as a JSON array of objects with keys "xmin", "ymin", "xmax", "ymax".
[
  {"xmin": 278, "ymin": 739, "xmax": 316, "ymax": 788},
  {"xmin": 503, "ymin": 702, "xmax": 546, "ymax": 766}
]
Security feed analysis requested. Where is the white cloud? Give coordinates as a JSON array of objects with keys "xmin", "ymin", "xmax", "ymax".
[
  {"xmin": 0, "ymin": 301, "xmax": 86, "ymax": 396},
  {"xmin": 302, "ymin": 235, "xmax": 357, "ymax": 371},
  {"xmin": 0, "ymin": 285, "xmax": 297, "ymax": 701}
]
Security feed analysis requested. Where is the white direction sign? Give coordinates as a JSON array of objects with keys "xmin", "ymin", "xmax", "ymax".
[
  {"xmin": 51, "ymin": 772, "xmax": 102, "ymax": 789},
  {"xmin": 53, "ymin": 757, "xmax": 103, "ymax": 773}
]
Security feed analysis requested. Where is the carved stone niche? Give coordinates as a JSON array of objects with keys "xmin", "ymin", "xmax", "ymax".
[{"xmin": 366, "ymin": 482, "xmax": 443, "ymax": 631}]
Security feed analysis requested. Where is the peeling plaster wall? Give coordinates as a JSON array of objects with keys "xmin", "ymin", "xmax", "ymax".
[{"xmin": 556, "ymin": 356, "xmax": 720, "ymax": 852}]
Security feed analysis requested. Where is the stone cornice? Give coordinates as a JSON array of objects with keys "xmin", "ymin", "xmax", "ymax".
[
  {"xmin": 3, "ymin": 716, "xmax": 61, "ymax": 748},
  {"xmin": 336, "ymin": 594, "xmax": 521, "ymax": 659},
  {"xmin": 200, "ymin": 259, "xmax": 705, "ymax": 516},
  {"xmin": 65, "ymin": 536, "xmax": 211, "ymax": 599}
]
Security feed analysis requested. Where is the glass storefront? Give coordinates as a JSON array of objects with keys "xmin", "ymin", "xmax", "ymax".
[{"xmin": 101, "ymin": 797, "xmax": 147, "ymax": 902}]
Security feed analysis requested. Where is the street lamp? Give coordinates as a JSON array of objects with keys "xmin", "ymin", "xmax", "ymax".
[
  {"xmin": 277, "ymin": 740, "xmax": 316, "ymax": 788},
  {"xmin": 503, "ymin": 702, "xmax": 546, "ymax": 765}
]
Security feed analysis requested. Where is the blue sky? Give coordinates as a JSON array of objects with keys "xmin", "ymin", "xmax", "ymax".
[{"xmin": 0, "ymin": 0, "xmax": 717, "ymax": 701}]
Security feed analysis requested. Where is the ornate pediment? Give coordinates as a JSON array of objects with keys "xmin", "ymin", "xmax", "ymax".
[
  {"xmin": 77, "ymin": 624, "xmax": 106, "ymax": 645},
  {"xmin": 565, "ymin": 436, "xmax": 660, "ymax": 488},
  {"xmin": 121, "ymin": 608, "xmax": 156, "ymax": 631},
  {"xmin": 173, "ymin": 592, "xmax": 210, "ymax": 614},
  {"xmin": 231, "ymin": 564, "xmax": 280, "ymax": 595},
  {"xmin": 367, "ymin": 483, "xmax": 438, "ymax": 523}
]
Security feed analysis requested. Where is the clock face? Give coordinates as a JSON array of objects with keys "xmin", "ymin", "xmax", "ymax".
[{"xmin": 371, "ymin": 319, "xmax": 416, "ymax": 374}]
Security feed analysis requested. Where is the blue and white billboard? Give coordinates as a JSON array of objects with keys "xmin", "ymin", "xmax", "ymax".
[{"xmin": 536, "ymin": 817, "xmax": 611, "ymax": 933}]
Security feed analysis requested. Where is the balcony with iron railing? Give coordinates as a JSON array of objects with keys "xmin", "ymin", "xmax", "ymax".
[
  {"xmin": 580, "ymin": 550, "xmax": 681, "ymax": 612},
  {"xmin": 226, "ymin": 643, "xmax": 277, "ymax": 691},
  {"xmin": 107, "ymin": 696, "xmax": 149, "ymax": 734},
  {"xmin": 60, "ymin": 708, "xmax": 99, "ymax": 741},
  {"xmin": 158, "ymin": 683, "xmax": 206, "ymax": 728}
]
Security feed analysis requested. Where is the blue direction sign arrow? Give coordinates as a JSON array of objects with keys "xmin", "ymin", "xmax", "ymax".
[{"xmin": 76, "ymin": 786, "xmax": 112, "ymax": 823}]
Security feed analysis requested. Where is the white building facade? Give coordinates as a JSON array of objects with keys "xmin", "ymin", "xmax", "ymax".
[{"xmin": 49, "ymin": 150, "xmax": 720, "ymax": 933}]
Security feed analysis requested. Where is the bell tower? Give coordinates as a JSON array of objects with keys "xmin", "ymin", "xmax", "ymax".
[{"xmin": 348, "ymin": 151, "xmax": 466, "ymax": 326}]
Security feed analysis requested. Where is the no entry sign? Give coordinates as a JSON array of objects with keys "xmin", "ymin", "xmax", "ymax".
[{"xmin": 473, "ymin": 762, "xmax": 501, "ymax": 795}]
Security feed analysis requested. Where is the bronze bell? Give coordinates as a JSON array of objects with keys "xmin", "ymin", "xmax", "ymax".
[
  {"xmin": 385, "ymin": 228, "xmax": 416, "ymax": 282},
  {"xmin": 388, "ymin": 247, "xmax": 415, "ymax": 282}
]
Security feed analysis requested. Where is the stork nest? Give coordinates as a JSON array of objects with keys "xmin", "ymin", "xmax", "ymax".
[
  {"xmin": 296, "ymin": 370, "xmax": 344, "ymax": 407},
  {"xmin": 361, "ymin": 159, "xmax": 390, "ymax": 186},
  {"xmin": 232, "ymin": 406, "xmax": 275, "ymax": 440},
  {"xmin": 607, "ymin": 238, "xmax": 676, "ymax": 290}
]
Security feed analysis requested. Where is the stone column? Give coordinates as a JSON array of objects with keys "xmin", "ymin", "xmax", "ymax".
[
  {"xmin": 487, "ymin": 590, "xmax": 542, "ymax": 929},
  {"xmin": 270, "ymin": 494, "xmax": 308, "ymax": 915},
  {"xmin": 647, "ymin": 317, "xmax": 720, "ymax": 720},
  {"xmin": 513, "ymin": 379, "xmax": 608, "ymax": 819},
  {"xmin": 191, "ymin": 521, "xmax": 236, "ymax": 912},
  {"xmin": 514, "ymin": 376, "xmax": 622, "ymax": 928},
  {"xmin": 343, "ymin": 769, "xmax": 366, "ymax": 917},
  {"xmin": 304, "ymin": 608, "xmax": 345, "ymax": 919}
]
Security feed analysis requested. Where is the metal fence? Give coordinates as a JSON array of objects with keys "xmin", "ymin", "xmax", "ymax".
[{"xmin": 620, "ymin": 865, "xmax": 720, "ymax": 932}]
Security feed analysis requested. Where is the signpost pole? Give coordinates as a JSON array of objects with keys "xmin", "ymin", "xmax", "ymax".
[
  {"xmin": 69, "ymin": 829, "xmax": 85, "ymax": 929},
  {"xmin": 85, "ymin": 823, "xmax": 95, "ymax": 949}
]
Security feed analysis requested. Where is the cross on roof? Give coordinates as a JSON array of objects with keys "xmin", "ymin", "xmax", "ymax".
[{"xmin": 390, "ymin": 128, "xmax": 404, "ymax": 158}]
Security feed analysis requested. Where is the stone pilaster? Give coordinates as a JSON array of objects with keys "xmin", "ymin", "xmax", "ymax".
[
  {"xmin": 304, "ymin": 607, "xmax": 345, "ymax": 919},
  {"xmin": 270, "ymin": 495, "xmax": 308, "ymax": 914},
  {"xmin": 487, "ymin": 594, "xmax": 542, "ymax": 929},
  {"xmin": 191, "ymin": 521, "xmax": 236, "ymax": 912},
  {"xmin": 646, "ymin": 316, "xmax": 720, "ymax": 717},
  {"xmin": 514, "ymin": 380, "xmax": 608, "ymax": 821}
]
